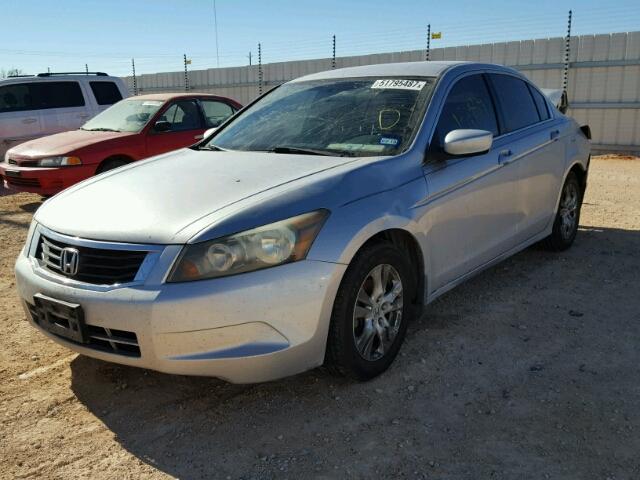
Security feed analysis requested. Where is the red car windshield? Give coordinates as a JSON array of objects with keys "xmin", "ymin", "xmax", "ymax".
[{"xmin": 81, "ymin": 99, "xmax": 164, "ymax": 133}]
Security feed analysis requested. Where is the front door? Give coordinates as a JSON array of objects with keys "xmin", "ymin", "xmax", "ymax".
[
  {"xmin": 421, "ymin": 73, "xmax": 520, "ymax": 292},
  {"xmin": 146, "ymin": 100, "xmax": 206, "ymax": 157}
]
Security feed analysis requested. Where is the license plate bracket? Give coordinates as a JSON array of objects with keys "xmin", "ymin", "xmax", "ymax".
[{"xmin": 33, "ymin": 293, "xmax": 87, "ymax": 343}]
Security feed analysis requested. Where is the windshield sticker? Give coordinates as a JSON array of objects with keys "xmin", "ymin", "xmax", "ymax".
[
  {"xmin": 327, "ymin": 143, "xmax": 387, "ymax": 153},
  {"xmin": 371, "ymin": 79, "xmax": 426, "ymax": 90},
  {"xmin": 379, "ymin": 135, "xmax": 401, "ymax": 146},
  {"xmin": 141, "ymin": 101, "xmax": 164, "ymax": 106}
]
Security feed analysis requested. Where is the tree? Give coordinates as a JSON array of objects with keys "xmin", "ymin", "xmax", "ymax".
[{"xmin": 0, "ymin": 68, "xmax": 25, "ymax": 78}]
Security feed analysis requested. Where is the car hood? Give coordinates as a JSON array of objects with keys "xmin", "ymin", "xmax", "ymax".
[
  {"xmin": 7, "ymin": 130, "xmax": 135, "ymax": 158},
  {"xmin": 35, "ymin": 148, "xmax": 358, "ymax": 244}
]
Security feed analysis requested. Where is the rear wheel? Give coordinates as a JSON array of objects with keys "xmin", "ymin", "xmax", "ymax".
[
  {"xmin": 325, "ymin": 243, "xmax": 416, "ymax": 380},
  {"xmin": 541, "ymin": 171, "xmax": 582, "ymax": 251},
  {"xmin": 96, "ymin": 158, "xmax": 128, "ymax": 174}
]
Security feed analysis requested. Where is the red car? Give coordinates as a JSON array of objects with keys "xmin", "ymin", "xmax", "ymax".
[{"xmin": 0, "ymin": 93, "xmax": 241, "ymax": 196}]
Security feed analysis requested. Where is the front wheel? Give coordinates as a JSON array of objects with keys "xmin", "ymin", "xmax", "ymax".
[
  {"xmin": 325, "ymin": 243, "xmax": 416, "ymax": 380},
  {"xmin": 541, "ymin": 171, "xmax": 582, "ymax": 251}
]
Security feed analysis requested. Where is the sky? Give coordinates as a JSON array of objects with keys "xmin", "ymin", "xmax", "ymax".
[{"xmin": 1, "ymin": 0, "xmax": 639, "ymax": 77}]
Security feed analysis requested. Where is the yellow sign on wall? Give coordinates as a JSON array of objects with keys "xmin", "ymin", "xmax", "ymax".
[{"xmin": 431, "ymin": 32, "xmax": 442, "ymax": 39}]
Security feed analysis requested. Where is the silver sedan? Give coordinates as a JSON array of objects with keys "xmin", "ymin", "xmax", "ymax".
[{"xmin": 15, "ymin": 61, "xmax": 590, "ymax": 383}]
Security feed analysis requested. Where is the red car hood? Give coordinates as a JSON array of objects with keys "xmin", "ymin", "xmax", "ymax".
[{"xmin": 7, "ymin": 130, "xmax": 136, "ymax": 159}]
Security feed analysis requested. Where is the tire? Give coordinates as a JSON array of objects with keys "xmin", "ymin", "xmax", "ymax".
[
  {"xmin": 325, "ymin": 242, "xmax": 417, "ymax": 380},
  {"xmin": 541, "ymin": 171, "xmax": 582, "ymax": 251},
  {"xmin": 96, "ymin": 158, "xmax": 128, "ymax": 175}
]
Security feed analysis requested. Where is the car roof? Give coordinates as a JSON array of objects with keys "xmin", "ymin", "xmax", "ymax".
[
  {"xmin": 126, "ymin": 92, "xmax": 238, "ymax": 103},
  {"xmin": 0, "ymin": 75, "xmax": 122, "ymax": 84},
  {"xmin": 290, "ymin": 61, "xmax": 472, "ymax": 83}
]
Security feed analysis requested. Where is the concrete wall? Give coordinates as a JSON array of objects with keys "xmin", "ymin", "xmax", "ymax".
[{"xmin": 124, "ymin": 32, "xmax": 640, "ymax": 154}]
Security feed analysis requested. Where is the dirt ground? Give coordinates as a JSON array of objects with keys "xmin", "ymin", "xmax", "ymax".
[{"xmin": 1, "ymin": 155, "xmax": 639, "ymax": 479}]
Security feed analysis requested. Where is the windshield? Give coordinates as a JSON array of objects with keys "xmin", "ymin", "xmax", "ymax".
[
  {"xmin": 207, "ymin": 77, "xmax": 435, "ymax": 157},
  {"xmin": 81, "ymin": 99, "xmax": 165, "ymax": 133}
]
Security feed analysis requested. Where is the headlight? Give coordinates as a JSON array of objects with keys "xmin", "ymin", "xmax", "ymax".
[
  {"xmin": 168, "ymin": 210, "xmax": 329, "ymax": 282},
  {"xmin": 34, "ymin": 156, "xmax": 82, "ymax": 167},
  {"xmin": 22, "ymin": 220, "xmax": 38, "ymax": 257}
]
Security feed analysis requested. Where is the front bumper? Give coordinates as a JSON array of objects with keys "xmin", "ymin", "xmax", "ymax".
[
  {"xmin": 0, "ymin": 162, "xmax": 94, "ymax": 195},
  {"xmin": 15, "ymin": 251, "xmax": 346, "ymax": 383}
]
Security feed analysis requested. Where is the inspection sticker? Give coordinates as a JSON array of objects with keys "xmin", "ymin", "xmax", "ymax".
[{"xmin": 371, "ymin": 79, "xmax": 426, "ymax": 90}]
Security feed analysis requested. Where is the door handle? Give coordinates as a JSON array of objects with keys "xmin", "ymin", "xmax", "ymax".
[
  {"xmin": 21, "ymin": 118, "xmax": 38, "ymax": 124},
  {"xmin": 550, "ymin": 129, "xmax": 560, "ymax": 140},
  {"xmin": 499, "ymin": 149, "xmax": 513, "ymax": 165}
]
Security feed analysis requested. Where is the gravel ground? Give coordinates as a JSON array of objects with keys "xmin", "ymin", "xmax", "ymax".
[{"xmin": 1, "ymin": 155, "xmax": 639, "ymax": 479}]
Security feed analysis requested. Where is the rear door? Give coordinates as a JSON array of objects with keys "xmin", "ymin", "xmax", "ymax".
[
  {"xmin": 422, "ymin": 73, "xmax": 520, "ymax": 291},
  {"xmin": 0, "ymin": 82, "xmax": 43, "ymax": 158},
  {"xmin": 145, "ymin": 99, "xmax": 205, "ymax": 157},
  {"xmin": 36, "ymin": 81, "xmax": 91, "ymax": 136},
  {"xmin": 487, "ymin": 74, "xmax": 565, "ymax": 242}
]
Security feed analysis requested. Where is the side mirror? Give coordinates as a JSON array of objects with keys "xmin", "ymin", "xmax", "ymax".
[
  {"xmin": 444, "ymin": 129, "xmax": 493, "ymax": 156},
  {"xmin": 203, "ymin": 127, "xmax": 217, "ymax": 138},
  {"xmin": 153, "ymin": 120, "xmax": 172, "ymax": 133}
]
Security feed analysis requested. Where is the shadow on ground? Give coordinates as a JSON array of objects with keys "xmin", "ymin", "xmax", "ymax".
[{"xmin": 70, "ymin": 226, "xmax": 640, "ymax": 479}]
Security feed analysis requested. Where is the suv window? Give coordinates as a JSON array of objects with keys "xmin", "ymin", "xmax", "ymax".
[
  {"xmin": 0, "ymin": 81, "xmax": 84, "ymax": 113},
  {"xmin": 0, "ymin": 84, "xmax": 32, "ymax": 113},
  {"xmin": 528, "ymin": 84, "xmax": 550, "ymax": 121},
  {"xmin": 90, "ymin": 81, "xmax": 123, "ymax": 105},
  {"xmin": 35, "ymin": 82, "xmax": 85, "ymax": 109},
  {"xmin": 158, "ymin": 100, "xmax": 202, "ymax": 131},
  {"xmin": 432, "ymin": 74, "xmax": 498, "ymax": 152},
  {"xmin": 201, "ymin": 100, "xmax": 235, "ymax": 127},
  {"xmin": 488, "ymin": 74, "xmax": 540, "ymax": 132}
]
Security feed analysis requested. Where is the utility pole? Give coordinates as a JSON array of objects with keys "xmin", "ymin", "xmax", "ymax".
[
  {"xmin": 248, "ymin": 51, "xmax": 252, "ymax": 66},
  {"xmin": 184, "ymin": 54, "xmax": 189, "ymax": 91},
  {"xmin": 213, "ymin": 0, "xmax": 220, "ymax": 67},
  {"xmin": 131, "ymin": 58, "xmax": 138, "ymax": 96},
  {"xmin": 332, "ymin": 34, "xmax": 336, "ymax": 69},
  {"xmin": 85, "ymin": 63, "xmax": 89, "ymax": 74},
  {"xmin": 425, "ymin": 24, "xmax": 431, "ymax": 61},
  {"xmin": 562, "ymin": 10, "xmax": 573, "ymax": 95},
  {"xmin": 258, "ymin": 43, "xmax": 263, "ymax": 95}
]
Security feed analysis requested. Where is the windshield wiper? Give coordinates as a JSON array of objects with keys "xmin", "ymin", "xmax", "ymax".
[
  {"xmin": 81, "ymin": 127, "xmax": 121, "ymax": 132},
  {"xmin": 269, "ymin": 146, "xmax": 353, "ymax": 157},
  {"xmin": 199, "ymin": 144, "xmax": 224, "ymax": 151}
]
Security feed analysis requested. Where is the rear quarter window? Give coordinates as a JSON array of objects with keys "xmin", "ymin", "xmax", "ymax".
[
  {"xmin": 488, "ymin": 74, "xmax": 540, "ymax": 133},
  {"xmin": 528, "ymin": 84, "xmax": 551, "ymax": 121},
  {"xmin": 90, "ymin": 81, "xmax": 123, "ymax": 105}
]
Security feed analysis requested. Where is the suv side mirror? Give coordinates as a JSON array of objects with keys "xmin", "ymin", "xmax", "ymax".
[
  {"xmin": 444, "ymin": 129, "xmax": 493, "ymax": 156},
  {"xmin": 154, "ymin": 120, "xmax": 172, "ymax": 133}
]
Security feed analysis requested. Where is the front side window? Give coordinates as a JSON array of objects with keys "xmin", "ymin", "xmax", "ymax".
[
  {"xmin": 201, "ymin": 100, "xmax": 235, "ymax": 127},
  {"xmin": 432, "ymin": 74, "xmax": 499, "ymax": 151},
  {"xmin": 158, "ymin": 100, "xmax": 202, "ymax": 131},
  {"xmin": 207, "ymin": 77, "xmax": 436, "ymax": 157},
  {"xmin": 81, "ymin": 99, "xmax": 164, "ymax": 132},
  {"xmin": 90, "ymin": 81, "xmax": 123, "ymax": 105},
  {"xmin": 488, "ymin": 74, "xmax": 540, "ymax": 133}
]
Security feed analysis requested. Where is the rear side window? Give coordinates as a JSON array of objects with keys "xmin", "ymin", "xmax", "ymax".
[
  {"xmin": 90, "ymin": 81, "xmax": 123, "ymax": 105},
  {"xmin": 488, "ymin": 74, "xmax": 540, "ymax": 132},
  {"xmin": 0, "ymin": 84, "xmax": 32, "ymax": 113},
  {"xmin": 201, "ymin": 100, "xmax": 235, "ymax": 127},
  {"xmin": 432, "ymin": 74, "xmax": 499, "ymax": 149},
  {"xmin": 528, "ymin": 84, "xmax": 550, "ymax": 121}
]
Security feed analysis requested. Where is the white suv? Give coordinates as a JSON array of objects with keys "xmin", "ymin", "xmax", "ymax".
[{"xmin": 0, "ymin": 72, "xmax": 129, "ymax": 158}]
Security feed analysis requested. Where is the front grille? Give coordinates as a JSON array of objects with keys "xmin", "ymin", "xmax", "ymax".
[
  {"xmin": 5, "ymin": 176, "xmax": 40, "ymax": 187},
  {"xmin": 27, "ymin": 303, "xmax": 141, "ymax": 357},
  {"xmin": 36, "ymin": 234, "xmax": 148, "ymax": 285}
]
